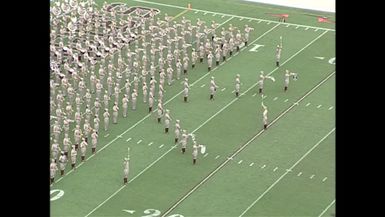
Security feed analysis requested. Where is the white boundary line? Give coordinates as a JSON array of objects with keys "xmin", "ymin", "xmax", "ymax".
[
  {"xmin": 161, "ymin": 71, "xmax": 336, "ymax": 217},
  {"xmin": 239, "ymin": 128, "xmax": 335, "ymax": 217},
  {"xmin": 133, "ymin": 0, "xmax": 335, "ymax": 32},
  {"xmin": 317, "ymin": 199, "xmax": 336, "ymax": 217}
]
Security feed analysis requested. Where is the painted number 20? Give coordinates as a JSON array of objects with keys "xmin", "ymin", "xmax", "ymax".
[{"xmin": 141, "ymin": 209, "xmax": 183, "ymax": 217}]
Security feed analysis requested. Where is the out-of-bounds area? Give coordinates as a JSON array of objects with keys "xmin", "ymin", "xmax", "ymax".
[{"xmin": 50, "ymin": 0, "xmax": 335, "ymax": 216}]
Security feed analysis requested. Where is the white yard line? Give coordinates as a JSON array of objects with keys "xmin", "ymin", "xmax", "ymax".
[
  {"xmin": 215, "ymin": 155, "xmax": 220, "ymax": 159},
  {"xmin": 261, "ymin": 164, "xmax": 266, "ymax": 169},
  {"xmin": 221, "ymin": 88, "xmax": 226, "ymax": 92},
  {"xmin": 159, "ymin": 144, "xmax": 164, "ymax": 148},
  {"xmin": 317, "ymin": 104, "xmax": 322, "ymax": 108},
  {"xmin": 203, "ymin": 153, "xmax": 209, "ymax": 157},
  {"xmin": 297, "ymin": 172, "xmax": 303, "ymax": 176},
  {"xmin": 284, "ymin": 99, "xmax": 289, "ymax": 102},
  {"xmin": 249, "ymin": 163, "xmax": 254, "ymax": 166},
  {"xmin": 273, "ymin": 167, "xmax": 278, "ymax": 172},
  {"xmin": 104, "ymin": 134, "xmax": 110, "ymax": 138},
  {"xmin": 322, "ymin": 177, "xmax": 328, "ymax": 182},
  {"xmin": 328, "ymin": 106, "xmax": 333, "ymax": 110},
  {"xmin": 310, "ymin": 174, "xmax": 315, "ymax": 179},
  {"xmin": 306, "ymin": 103, "xmax": 311, "ymax": 107},
  {"xmin": 239, "ymin": 128, "xmax": 335, "ymax": 217},
  {"xmin": 133, "ymin": 0, "xmax": 334, "ymax": 31},
  {"xmin": 137, "ymin": 139, "xmax": 142, "ymax": 144},
  {"xmin": 238, "ymin": 160, "xmax": 243, "ymax": 164},
  {"xmin": 126, "ymin": 137, "xmax": 132, "ymax": 142},
  {"xmin": 273, "ymin": 97, "xmax": 278, "ymax": 101},
  {"xmin": 317, "ymin": 199, "xmax": 335, "ymax": 217},
  {"xmin": 148, "ymin": 142, "xmax": 153, "ymax": 146}
]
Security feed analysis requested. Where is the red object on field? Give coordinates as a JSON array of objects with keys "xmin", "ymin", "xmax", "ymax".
[{"xmin": 318, "ymin": 17, "xmax": 334, "ymax": 23}]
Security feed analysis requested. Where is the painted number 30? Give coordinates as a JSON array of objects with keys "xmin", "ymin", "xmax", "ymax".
[
  {"xmin": 50, "ymin": 189, "xmax": 64, "ymax": 201},
  {"xmin": 141, "ymin": 209, "xmax": 183, "ymax": 217}
]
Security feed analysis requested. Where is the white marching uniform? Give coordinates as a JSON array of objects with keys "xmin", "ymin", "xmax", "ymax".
[
  {"xmin": 91, "ymin": 131, "xmax": 98, "ymax": 148},
  {"xmin": 80, "ymin": 140, "xmax": 88, "ymax": 157},
  {"xmin": 113, "ymin": 104, "xmax": 119, "ymax": 124},
  {"xmin": 59, "ymin": 154, "xmax": 67, "ymax": 171},
  {"xmin": 123, "ymin": 159, "xmax": 130, "ymax": 178},
  {"xmin": 50, "ymin": 162, "xmax": 58, "ymax": 179},
  {"xmin": 122, "ymin": 96, "xmax": 129, "ymax": 117},
  {"xmin": 103, "ymin": 111, "xmax": 110, "ymax": 131},
  {"xmin": 192, "ymin": 144, "xmax": 198, "ymax": 159},
  {"xmin": 71, "ymin": 147, "xmax": 77, "ymax": 164}
]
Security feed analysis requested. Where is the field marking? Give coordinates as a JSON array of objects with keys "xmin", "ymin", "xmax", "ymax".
[
  {"xmin": 273, "ymin": 167, "xmax": 278, "ymax": 172},
  {"xmin": 284, "ymin": 99, "xmax": 288, "ymax": 102},
  {"xmin": 204, "ymin": 153, "xmax": 209, "ymax": 158},
  {"xmin": 212, "ymin": 13, "xmax": 216, "ymax": 16},
  {"xmin": 231, "ymin": 90, "xmax": 235, "ymax": 93},
  {"xmin": 249, "ymin": 163, "xmax": 254, "ymax": 167},
  {"xmin": 173, "ymin": 8, "xmax": 190, "ymax": 20},
  {"xmin": 159, "ymin": 144, "xmax": 164, "ymax": 148},
  {"xmin": 137, "ymin": 139, "xmax": 142, "ymax": 144},
  {"xmin": 201, "ymin": 84, "xmax": 206, "ymax": 88},
  {"xmin": 240, "ymin": 18, "xmax": 244, "ymax": 21},
  {"xmin": 133, "ymin": 0, "xmax": 335, "ymax": 31},
  {"xmin": 317, "ymin": 104, "xmax": 322, "ymax": 108},
  {"xmin": 286, "ymin": 24, "xmax": 290, "ymax": 27},
  {"xmin": 126, "ymin": 137, "xmax": 132, "ymax": 142},
  {"xmin": 221, "ymin": 15, "xmax": 225, "ymax": 18},
  {"xmin": 221, "ymin": 88, "xmax": 226, "ymax": 92},
  {"xmin": 248, "ymin": 19, "xmax": 252, "ymax": 22},
  {"xmin": 252, "ymin": 93, "xmax": 257, "ymax": 97},
  {"xmin": 322, "ymin": 177, "xmax": 328, "ymax": 182},
  {"xmin": 305, "ymin": 27, "xmax": 310, "ymax": 30},
  {"xmin": 194, "ymin": 11, "xmax": 198, "ymax": 14},
  {"xmin": 148, "ymin": 142, "xmax": 153, "ymax": 146},
  {"xmin": 215, "ymin": 155, "xmax": 220, "ymax": 159},
  {"xmin": 239, "ymin": 128, "xmax": 335, "ymax": 217},
  {"xmin": 84, "ymin": 145, "xmax": 178, "ymax": 217},
  {"xmin": 267, "ymin": 22, "xmax": 271, "ymax": 25},
  {"xmin": 310, "ymin": 174, "xmax": 315, "ymax": 179},
  {"xmin": 315, "ymin": 28, "xmax": 319, "ymax": 32},
  {"xmin": 306, "ymin": 102, "xmax": 311, "ymax": 107},
  {"xmin": 204, "ymin": 12, "xmax": 207, "ymax": 15},
  {"xmin": 85, "ymin": 24, "xmax": 324, "ymax": 215},
  {"xmin": 261, "ymin": 164, "xmax": 266, "ymax": 169},
  {"xmin": 273, "ymin": 97, "xmax": 278, "ymax": 101},
  {"xmin": 104, "ymin": 134, "xmax": 110, "ymax": 138},
  {"xmin": 297, "ymin": 172, "xmax": 302, "ymax": 176},
  {"xmin": 318, "ymin": 199, "xmax": 335, "ymax": 217},
  {"xmin": 296, "ymin": 26, "xmax": 299, "ymax": 29},
  {"xmin": 328, "ymin": 106, "xmax": 333, "ymax": 110},
  {"xmin": 238, "ymin": 160, "xmax": 243, "ymax": 164}
]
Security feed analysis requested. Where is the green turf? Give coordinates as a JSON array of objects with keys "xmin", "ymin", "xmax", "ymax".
[{"xmin": 50, "ymin": 0, "xmax": 335, "ymax": 216}]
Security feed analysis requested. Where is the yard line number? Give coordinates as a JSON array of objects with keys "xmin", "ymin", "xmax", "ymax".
[
  {"xmin": 139, "ymin": 208, "xmax": 183, "ymax": 217},
  {"xmin": 50, "ymin": 189, "xmax": 64, "ymax": 201}
]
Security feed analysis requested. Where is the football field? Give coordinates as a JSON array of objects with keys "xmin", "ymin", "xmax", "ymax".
[{"xmin": 50, "ymin": 0, "xmax": 335, "ymax": 216}]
